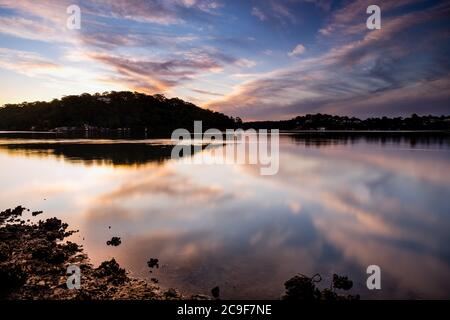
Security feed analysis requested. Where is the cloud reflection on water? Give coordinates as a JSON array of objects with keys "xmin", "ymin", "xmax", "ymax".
[{"xmin": 0, "ymin": 134, "xmax": 449, "ymax": 298}]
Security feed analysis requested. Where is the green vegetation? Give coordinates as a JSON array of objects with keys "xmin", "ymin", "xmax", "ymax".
[
  {"xmin": 244, "ymin": 113, "xmax": 450, "ymax": 131},
  {"xmin": 1, "ymin": 92, "xmax": 448, "ymax": 132},
  {"xmin": 0, "ymin": 91, "xmax": 238, "ymax": 133}
]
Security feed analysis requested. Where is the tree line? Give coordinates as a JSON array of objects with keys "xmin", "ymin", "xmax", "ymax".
[
  {"xmin": 1, "ymin": 92, "xmax": 448, "ymax": 132},
  {"xmin": 244, "ymin": 113, "xmax": 450, "ymax": 131},
  {"xmin": 0, "ymin": 91, "xmax": 238, "ymax": 133}
]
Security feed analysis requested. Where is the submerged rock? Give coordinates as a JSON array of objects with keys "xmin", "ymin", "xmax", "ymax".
[
  {"xmin": 211, "ymin": 286, "xmax": 220, "ymax": 299},
  {"xmin": 332, "ymin": 274, "xmax": 353, "ymax": 291},
  {"xmin": 32, "ymin": 211, "xmax": 43, "ymax": 217},
  {"xmin": 0, "ymin": 207, "xmax": 185, "ymax": 300},
  {"xmin": 282, "ymin": 273, "xmax": 360, "ymax": 300},
  {"xmin": 164, "ymin": 288, "xmax": 181, "ymax": 300},
  {"xmin": 150, "ymin": 278, "xmax": 159, "ymax": 284},
  {"xmin": 106, "ymin": 237, "xmax": 121, "ymax": 247},
  {"xmin": 147, "ymin": 258, "xmax": 159, "ymax": 271},
  {"xmin": 94, "ymin": 259, "xmax": 128, "ymax": 285}
]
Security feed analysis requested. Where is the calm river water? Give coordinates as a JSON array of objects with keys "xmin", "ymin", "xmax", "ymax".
[{"xmin": 0, "ymin": 132, "xmax": 449, "ymax": 299}]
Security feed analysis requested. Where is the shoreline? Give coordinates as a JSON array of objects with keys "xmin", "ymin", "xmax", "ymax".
[
  {"xmin": 0, "ymin": 206, "xmax": 209, "ymax": 300},
  {"xmin": 1, "ymin": 206, "xmax": 359, "ymax": 300},
  {"xmin": 0, "ymin": 129, "xmax": 449, "ymax": 135}
]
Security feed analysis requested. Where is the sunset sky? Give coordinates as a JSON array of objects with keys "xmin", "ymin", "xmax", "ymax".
[{"xmin": 0, "ymin": 0, "xmax": 449, "ymax": 120}]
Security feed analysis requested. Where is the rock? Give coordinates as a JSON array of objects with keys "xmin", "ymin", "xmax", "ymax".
[
  {"xmin": 106, "ymin": 237, "xmax": 121, "ymax": 247},
  {"xmin": 94, "ymin": 258, "xmax": 128, "ymax": 285},
  {"xmin": 147, "ymin": 258, "xmax": 159, "ymax": 269},
  {"xmin": 191, "ymin": 294, "xmax": 212, "ymax": 300},
  {"xmin": 0, "ymin": 264, "xmax": 27, "ymax": 297},
  {"xmin": 150, "ymin": 278, "xmax": 159, "ymax": 284},
  {"xmin": 282, "ymin": 273, "xmax": 359, "ymax": 300},
  {"xmin": 0, "ymin": 206, "xmax": 200, "ymax": 300},
  {"xmin": 211, "ymin": 286, "xmax": 220, "ymax": 299},
  {"xmin": 332, "ymin": 274, "xmax": 353, "ymax": 291},
  {"xmin": 164, "ymin": 288, "xmax": 180, "ymax": 299}
]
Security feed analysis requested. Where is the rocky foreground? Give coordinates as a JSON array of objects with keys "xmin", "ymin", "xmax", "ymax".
[
  {"xmin": 0, "ymin": 206, "xmax": 202, "ymax": 300},
  {"xmin": 1, "ymin": 206, "xmax": 359, "ymax": 300}
]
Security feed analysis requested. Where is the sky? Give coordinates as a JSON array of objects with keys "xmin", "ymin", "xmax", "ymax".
[{"xmin": 0, "ymin": 0, "xmax": 449, "ymax": 120}]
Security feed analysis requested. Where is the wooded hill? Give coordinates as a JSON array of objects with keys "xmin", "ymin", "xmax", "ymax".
[
  {"xmin": 1, "ymin": 92, "xmax": 448, "ymax": 132},
  {"xmin": 0, "ymin": 91, "xmax": 239, "ymax": 133}
]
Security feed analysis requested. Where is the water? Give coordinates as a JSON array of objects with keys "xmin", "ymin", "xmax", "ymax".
[{"xmin": 0, "ymin": 132, "xmax": 449, "ymax": 299}]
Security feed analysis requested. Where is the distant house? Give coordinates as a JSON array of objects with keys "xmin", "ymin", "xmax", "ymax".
[
  {"xmin": 53, "ymin": 127, "xmax": 70, "ymax": 132},
  {"xmin": 53, "ymin": 126, "xmax": 83, "ymax": 132},
  {"xmin": 83, "ymin": 124, "xmax": 97, "ymax": 131},
  {"xmin": 98, "ymin": 97, "xmax": 111, "ymax": 103}
]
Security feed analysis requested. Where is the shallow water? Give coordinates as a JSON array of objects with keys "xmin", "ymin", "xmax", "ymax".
[{"xmin": 0, "ymin": 132, "xmax": 449, "ymax": 299}]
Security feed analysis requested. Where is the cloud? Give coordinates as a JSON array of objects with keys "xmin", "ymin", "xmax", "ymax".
[
  {"xmin": 1, "ymin": 0, "xmax": 449, "ymax": 119},
  {"xmin": 252, "ymin": 0, "xmax": 332, "ymax": 24},
  {"xmin": 208, "ymin": 2, "xmax": 450, "ymax": 120},
  {"xmin": 318, "ymin": 0, "xmax": 422, "ymax": 36},
  {"xmin": 0, "ymin": 48, "xmax": 61, "ymax": 76},
  {"xmin": 84, "ymin": 0, "xmax": 223, "ymax": 24},
  {"xmin": 0, "ymin": 0, "xmax": 223, "ymax": 26},
  {"xmin": 251, "ymin": 7, "xmax": 267, "ymax": 21},
  {"xmin": 0, "ymin": 0, "xmax": 70, "ymax": 23},
  {"xmin": 301, "ymin": 0, "xmax": 332, "ymax": 11},
  {"xmin": 190, "ymin": 88, "xmax": 224, "ymax": 97},
  {"xmin": 78, "ymin": 23, "xmax": 198, "ymax": 50},
  {"xmin": 0, "ymin": 0, "xmax": 81, "ymax": 44},
  {"xmin": 235, "ymin": 58, "xmax": 257, "ymax": 68},
  {"xmin": 96, "ymin": 167, "xmax": 228, "ymax": 204},
  {"xmin": 0, "ymin": 16, "xmax": 64, "ymax": 42},
  {"xmin": 88, "ymin": 49, "xmax": 231, "ymax": 93},
  {"xmin": 0, "ymin": 0, "xmax": 244, "ymax": 100},
  {"xmin": 250, "ymin": 1, "xmax": 297, "ymax": 24},
  {"xmin": 288, "ymin": 44, "xmax": 306, "ymax": 57}
]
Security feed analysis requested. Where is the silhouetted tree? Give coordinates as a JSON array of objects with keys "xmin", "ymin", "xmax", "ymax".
[{"xmin": 0, "ymin": 92, "xmax": 238, "ymax": 133}]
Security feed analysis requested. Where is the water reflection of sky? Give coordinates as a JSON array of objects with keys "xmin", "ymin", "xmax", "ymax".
[{"xmin": 0, "ymin": 134, "xmax": 449, "ymax": 299}]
